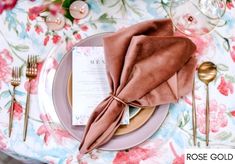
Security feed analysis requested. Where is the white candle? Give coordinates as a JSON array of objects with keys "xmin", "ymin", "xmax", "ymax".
[
  {"xmin": 69, "ymin": 1, "xmax": 89, "ymax": 19},
  {"xmin": 46, "ymin": 13, "xmax": 65, "ymax": 31}
]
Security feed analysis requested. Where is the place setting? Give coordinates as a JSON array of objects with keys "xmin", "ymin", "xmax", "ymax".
[{"xmin": 38, "ymin": 24, "xmax": 171, "ymax": 151}]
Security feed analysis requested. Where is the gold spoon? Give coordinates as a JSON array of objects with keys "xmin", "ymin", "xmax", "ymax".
[{"xmin": 198, "ymin": 62, "xmax": 217, "ymax": 146}]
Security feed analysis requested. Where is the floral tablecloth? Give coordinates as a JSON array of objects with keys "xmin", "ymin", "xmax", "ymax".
[{"xmin": 0, "ymin": 0, "xmax": 235, "ymax": 163}]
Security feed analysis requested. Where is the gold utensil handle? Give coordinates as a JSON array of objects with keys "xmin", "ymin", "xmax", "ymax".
[
  {"xmin": 9, "ymin": 87, "xmax": 15, "ymax": 137},
  {"xmin": 192, "ymin": 79, "xmax": 197, "ymax": 146},
  {"xmin": 23, "ymin": 83, "xmax": 31, "ymax": 141},
  {"xmin": 206, "ymin": 84, "xmax": 210, "ymax": 146}
]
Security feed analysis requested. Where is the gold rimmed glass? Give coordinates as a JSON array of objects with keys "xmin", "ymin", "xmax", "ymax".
[{"xmin": 170, "ymin": 0, "xmax": 226, "ymax": 36}]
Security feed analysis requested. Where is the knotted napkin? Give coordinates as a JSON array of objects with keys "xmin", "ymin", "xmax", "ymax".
[{"xmin": 79, "ymin": 19, "xmax": 197, "ymax": 153}]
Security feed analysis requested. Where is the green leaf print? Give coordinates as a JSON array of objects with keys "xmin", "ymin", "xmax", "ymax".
[
  {"xmin": 98, "ymin": 13, "xmax": 116, "ymax": 24},
  {"xmin": 4, "ymin": 100, "xmax": 12, "ymax": 110},
  {"xmin": 13, "ymin": 44, "xmax": 29, "ymax": 52},
  {"xmin": 178, "ymin": 111, "xmax": 190, "ymax": 128},
  {"xmin": 215, "ymin": 131, "xmax": 232, "ymax": 140},
  {"xmin": 0, "ymin": 90, "xmax": 11, "ymax": 98},
  {"xmin": 217, "ymin": 64, "xmax": 229, "ymax": 72},
  {"xmin": 225, "ymin": 74, "xmax": 235, "ymax": 83}
]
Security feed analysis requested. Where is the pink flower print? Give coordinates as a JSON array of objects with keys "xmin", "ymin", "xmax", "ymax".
[
  {"xmin": 175, "ymin": 31, "xmax": 212, "ymax": 57},
  {"xmin": 192, "ymin": 37, "xmax": 212, "ymax": 56},
  {"xmin": 77, "ymin": 154, "xmax": 88, "ymax": 164},
  {"xmin": 184, "ymin": 96, "xmax": 193, "ymax": 105},
  {"xmin": 1, "ymin": 49, "xmax": 13, "ymax": 61},
  {"xmin": 217, "ymin": 76, "xmax": 234, "ymax": 96},
  {"xmin": 24, "ymin": 79, "xmax": 38, "ymax": 94},
  {"xmin": 0, "ymin": 132, "xmax": 7, "ymax": 150},
  {"xmin": 52, "ymin": 34, "xmax": 61, "ymax": 44},
  {"xmin": 230, "ymin": 46, "xmax": 235, "ymax": 62},
  {"xmin": 230, "ymin": 110, "xmax": 235, "ymax": 117},
  {"xmin": 77, "ymin": 158, "xmax": 88, "ymax": 164},
  {"xmin": 37, "ymin": 124, "xmax": 51, "ymax": 145},
  {"xmin": 28, "ymin": 5, "xmax": 45, "ymax": 20},
  {"xmin": 48, "ymin": 3, "xmax": 65, "ymax": 16},
  {"xmin": 218, "ymin": 1, "xmax": 225, "ymax": 9},
  {"xmin": 201, "ymin": 27, "xmax": 210, "ymax": 34},
  {"xmin": 184, "ymin": 94, "xmax": 201, "ymax": 106},
  {"xmin": 8, "ymin": 101, "xmax": 23, "ymax": 120},
  {"xmin": 3, "ymin": 0, "xmax": 18, "ymax": 10},
  {"xmin": 66, "ymin": 156, "xmax": 73, "ymax": 164},
  {"xmin": 64, "ymin": 23, "xmax": 71, "ymax": 30},
  {"xmin": 73, "ymin": 32, "xmax": 81, "ymax": 40},
  {"xmin": 37, "ymin": 114, "xmax": 52, "ymax": 145},
  {"xmin": 197, "ymin": 100, "xmax": 228, "ymax": 134},
  {"xmin": 0, "ymin": 3, "xmax": 4, "ymax": 14},
  {"xmin": 0, "ymin": 0, "xmax": 18, "ymax": 14},
  {"xmin": 24, "ymin": 61, "xmax": 43, "ymax": 94},
  {"xmin": 89, "ymin": 151, "xmax": 98, "ymax": 160},
  {"xmin": 169, "ymin": 142, "xmax": 184, "ymax": 164},
  {"xmin": 14, "ymin": 101, "xmax": 23, "ymax": 120},
  {"xmin": 48, "ymin": 161, "xmax": 55, "ymax": 164},
  {"xmin": 44, "ymin": 35, "xmax": 50, "ymax": 46},
  {"xmin": 66, "ymin": 39, "xmax": 73, "ymax": 51},
  {"xmin": 54, "ymin": 128, "xmax": 71, "ymax": 143},
  {"xmin": 37, "ymin": 114, "xmax": 71, "ymax": 145},
  {"xmin": 226, "ymin": 1, "xmax": 234, "ymax": 9},
  {"xmin": 40, "ymin": 114, "xmax": 51, "ymax": 122},
  {"xmin": 232, "ymin": 37, "xmax": 235, "ymax": 42},
  {"xmin": 45, "ymin": 57, "xmax": 58, "ymax": 74},
  {"xmin": 73, "ymin": 19, "xmax": 80, "ymax": 24},
  {"xmin": 173, "ymin": 155, "xmax": 184, "ymax": 164},
  {"xmin": 80, "ymin": 25, "xmax": 88, "ymax": 31},
  {"xmin": 34, "ymin": 25, "xmax": 43, "ymax": 34},
  {"xmin": 136, "ymin": 140, "xmax": 164, "ymax": 164},
  {"xmin": 113, "ymin": 147, "xmax": 155, "ymax": 164},
  {"xmin": 0, "ymin": 49, "xmax": 13, "ymax": 89},
  {"xmin": 26, "ymin": 23, "xmax": 31, "ymax": 31},
  {"xmin": 37, "ymin": 125, "xmax": 71, "ymax": 145}
]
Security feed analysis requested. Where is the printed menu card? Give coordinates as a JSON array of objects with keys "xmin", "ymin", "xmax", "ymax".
[{"xmin": 72, "ymin": 47, "xmax": 129, "ymax": 125}]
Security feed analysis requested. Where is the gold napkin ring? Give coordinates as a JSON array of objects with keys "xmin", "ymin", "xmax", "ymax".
[
  {"xmin": 110, "ymin": 94, "xmax": 153, "ymax": 109},
  {"xmin": 110, "ymin": 94, "xmax": 128, "ymax": 106}
]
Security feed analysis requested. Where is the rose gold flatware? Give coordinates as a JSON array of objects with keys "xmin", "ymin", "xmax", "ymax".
[
  {"xmin": 9, "ymin": 67, "xmax": 21, "ymax": 137},
  {"xmin": 198, "ymin": 62, "xmax": 217, "ymax": 146},
  {"xmin": 23, "ymin": 55, "xmax": 38, "ymax": 141},
  {"xmin": 192, "ymin": 77, "xmax": 197, "ymax": 146}
]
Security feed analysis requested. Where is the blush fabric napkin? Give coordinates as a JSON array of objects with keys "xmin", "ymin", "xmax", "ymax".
[{"xmin": 79, "ymin": 19, "xmax": 197, "ymax": 153}]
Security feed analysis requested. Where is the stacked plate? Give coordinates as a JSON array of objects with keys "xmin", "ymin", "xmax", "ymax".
[{"xmin": 38, "ymin": 23, "xmax": 169, "ymax": 150}]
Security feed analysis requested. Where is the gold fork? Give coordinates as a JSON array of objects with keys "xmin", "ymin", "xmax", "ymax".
[
  {"xmin": 23, "ymin": 55, "xmax": 38, "ymax": 141},
  {"xmin": 9, "ymin": 67, "xmax": 21, "ymax": 137}
]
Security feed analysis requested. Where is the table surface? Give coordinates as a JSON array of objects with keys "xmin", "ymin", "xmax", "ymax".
[{"xmin": 0, "ymin": 0, "xmax": 235, "ymax": 163}]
